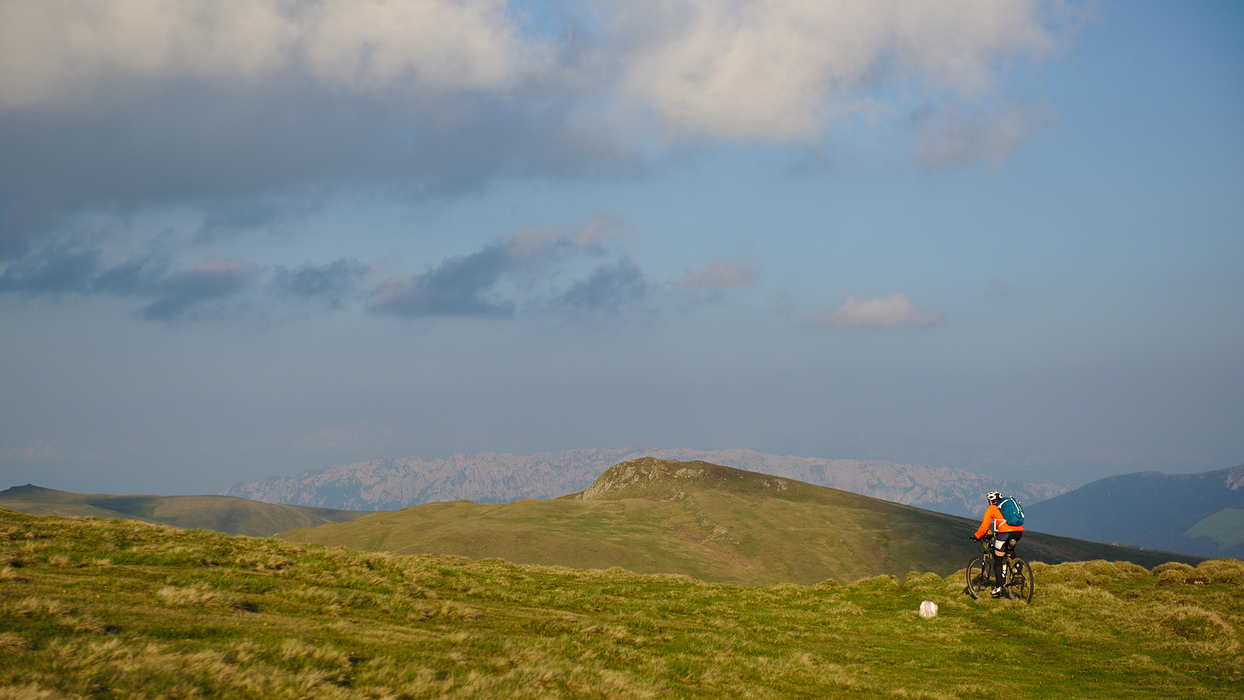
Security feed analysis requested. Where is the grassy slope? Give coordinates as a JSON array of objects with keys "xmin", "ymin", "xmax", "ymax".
[
  {"xmin": 0, "ymin": 485, "xmax": 370, "ymax": 537},
  {"xmin": 279, "ymin": 459, "xmax": 1200, "ymax": 585},
  {"xmin": 1, "ymin": 510, "xmax": 1241, "ymax": 699},
  {"xmin": 1186, "ymin": 509, "xmax": 1244, "ymax": 550},
  {"xmin": 1023, "ymin": 465, "xmax": 1244, "ymax": 558}
]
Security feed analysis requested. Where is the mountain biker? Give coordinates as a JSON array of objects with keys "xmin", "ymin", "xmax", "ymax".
[{"xmin": 973, "ymin": 490, "xmax": 1023, "ymax": 598}]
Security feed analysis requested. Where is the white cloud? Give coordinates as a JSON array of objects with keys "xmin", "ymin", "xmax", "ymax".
[
  {"xmin": 809, "ymin": 292, "xmax": 942, "ymax": 329},
  {"xmin": 622, "ymin": 0, "xmax": 1067, "ymax": 142},
  {"xmin": 0, "ymin": 0, "xmax": 534, "ymax": 110},
  {"xmin": 304, "ymin": 0, "xmax": 531, "ymax": 92},
  {"xmin": 0, "ymin": 0, "xmax": 1084, "ymax": 259},
  {"xmin": 1, "ymin": 0, "xmax": 1079, "ymax": 131}
]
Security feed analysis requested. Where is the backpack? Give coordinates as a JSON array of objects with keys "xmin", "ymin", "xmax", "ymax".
[{"xmin": 998, "ymin": 496, "xmax": 1024, "ymax": 526}]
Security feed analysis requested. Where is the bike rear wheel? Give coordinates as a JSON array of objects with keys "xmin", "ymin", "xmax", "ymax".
[
  {"xmin": 1006, "ymin": 557, "xmax": 1034, "ymax": 603},
  {"xmin": 965, "ymin": 556, "xmax": 992, "ymax": 599}
]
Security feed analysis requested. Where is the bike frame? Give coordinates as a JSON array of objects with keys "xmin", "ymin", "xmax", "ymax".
[{"xmin": 966, "ymin": 533, "xmax": 1034, "ymax": 602}]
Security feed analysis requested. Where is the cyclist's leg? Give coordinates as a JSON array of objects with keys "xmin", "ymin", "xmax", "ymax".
[
  {"xmin": 1003, "ymin": 531, "xmax": 1023, "ymax": 557},
  {"xmin": 992, "ymin": 534, "xmax": 1014, "ymax": 591}
]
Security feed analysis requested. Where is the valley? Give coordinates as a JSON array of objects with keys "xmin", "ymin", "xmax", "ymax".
[{"xmin": 0, "ymin": 484, "xmax": 370, "ymax": 537}]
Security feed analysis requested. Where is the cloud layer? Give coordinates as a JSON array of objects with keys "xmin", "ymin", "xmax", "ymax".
[
  {"xmin": 0, "ymin": 0, "xmax": 533, "ymax": 109},
  {"xmin": 0, "ymin": 0, "xmax": 1080, "ymax": 258},
  {"xmin": 0, "ymin": 212, "xmax": 756, "ymax": 323}
]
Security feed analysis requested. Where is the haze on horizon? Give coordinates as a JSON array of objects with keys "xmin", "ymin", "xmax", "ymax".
[{"xmin": 1, "ymin": 0, "xmax": 1241, "ymax": 497}]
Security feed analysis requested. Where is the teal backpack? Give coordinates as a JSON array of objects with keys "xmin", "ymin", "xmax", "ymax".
[{"xmin": 998, "ymin": 496, "xmax": 1025, "ymax": 526}]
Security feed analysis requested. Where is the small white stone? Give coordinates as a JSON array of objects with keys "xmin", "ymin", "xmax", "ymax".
[{"xmin": 918, "ymin": 600, "xmax": 938, "ymax": 619}]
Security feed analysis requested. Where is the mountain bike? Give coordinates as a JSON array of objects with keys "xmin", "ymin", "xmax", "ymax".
[{"xmin": 965, "ymin": 533, "xmax": 1034, "ymax": 602}]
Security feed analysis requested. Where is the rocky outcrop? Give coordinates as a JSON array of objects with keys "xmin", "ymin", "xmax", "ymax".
[{"xmin": 577, "ymin": 457, "xmax": 795, "ymax": 501}]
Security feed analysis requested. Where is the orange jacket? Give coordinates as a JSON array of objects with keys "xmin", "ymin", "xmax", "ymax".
[{"xmin": 975, "ymin": 503, "xmax": 1023, "ymax": 539}]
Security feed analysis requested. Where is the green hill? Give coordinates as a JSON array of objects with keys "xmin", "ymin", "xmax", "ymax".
[
  {"xmin": 1, "ymin": 510, "xmax": 1241, "ymax": 698},
  {"xmin": 1024, "ymin": 464, "xmax": 1244, "ymax": 558},
  {"xmin": 278, "ymin": 458, "xmax": 1199, "ymax": 585},
  {"xmin": 0, "ymin": 484, "xmax": 371, "ymax": 537}
]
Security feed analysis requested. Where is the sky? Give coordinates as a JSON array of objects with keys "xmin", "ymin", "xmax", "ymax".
[{"xmin": 1, "ymin": 0, "xmax": 1241, "ymax": 496}]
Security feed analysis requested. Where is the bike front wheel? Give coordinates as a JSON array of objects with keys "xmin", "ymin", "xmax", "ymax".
[
  {"xmin": 965, "ymin": 556, "xmax": 992, "ymax": 599},
  {"xmin": 1006, "ymin": 557, "xmax": 1034, "ymax": 603}
]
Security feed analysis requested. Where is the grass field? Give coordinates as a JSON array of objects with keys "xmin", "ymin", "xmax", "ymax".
[{"xmin": 2, "ymin": 509, "xmax": 1241, "ymax": 698}]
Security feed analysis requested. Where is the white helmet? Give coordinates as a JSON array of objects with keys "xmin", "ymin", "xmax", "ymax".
[{"xmin": 987, "ymin": 491, "xmax": 1002, "ymax": 503}]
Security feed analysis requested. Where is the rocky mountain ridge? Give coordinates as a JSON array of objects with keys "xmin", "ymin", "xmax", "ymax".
[{"xmin": 224, "ymin": 447, "xmax": 1073, "ymax": 516}]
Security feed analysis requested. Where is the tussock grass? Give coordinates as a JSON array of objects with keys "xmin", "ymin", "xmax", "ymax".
[
  {"xmin": 155, "ymin": 584, "xmax": 245, "ymax": 610},
  {"xmin": 1030, "ymin": 559, "xmax": 1151, "ymax": 588},
  {"xmin": 1153, "ymin": 561, "xmax": 1195, "ymax": 574},
  {"xmin": 0, "ymin": 511, "xmax": 1241, "ymax": 698},
  {"xmin": 0, "ymin": 632, "xmax": 26, "ymax": 652},
  {"xmin": 0, "ymin": 685, "xmax": 62, "ymax": 700},
  {"xmin": 1193, "ymin": 559, "xmax": 1244, "ymax": 585}
]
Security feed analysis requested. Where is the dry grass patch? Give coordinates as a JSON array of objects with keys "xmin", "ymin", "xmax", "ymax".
[
  {"xmin": 1034, "ymin": 559, "xmax": 1150, "ymax": 588},
  {"xmin": 0, "ymin": 686, "xmax": 66, "ymax": 700},
  {"xmin": 155, "ymin": 584, "xmax": 245, "ymax": 610},
  {"xmin": 1194, "ymin": 558, "xmax": 1244, "ymax": 585},
  {"xmin": 1152, "ymin": 561, "xmax": 1194, "ymax": 575},
  {"xmin": 0, "ymin": 632, "xmax": 28, "ymax": 652},
  {"xmin": 1156, "ymin": 605, "xmax": 1238, "ymax": 649},
  {"xmin": 903, "ymin": 571, "xmax": 943, "ymax": 586},
  {"xmin": 12, "ymin": 596, "xmax": 66, "ymax": 618},
  {"xmin": 1156, "ymin": 568, "xmax": 1188, "ymax": 586}
]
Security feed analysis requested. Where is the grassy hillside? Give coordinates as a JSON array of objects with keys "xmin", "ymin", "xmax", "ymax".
[
  {"xmin": 279, "ymin": 458, "xmax": 1199, "ymax": 585},
  {"xmin": 1024, "ymin": 464, "xmax": 1244, "ymax": 558},
  {"xmin": 0, "ymin": 484, "xmax": 371, "ymax": 537},
  {"xmin": 1, "ymin": 510, "xmax": 1241, "ymax": 698}
]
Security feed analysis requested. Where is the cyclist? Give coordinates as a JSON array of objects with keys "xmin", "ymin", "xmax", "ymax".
[{"xmin": 973, "ymin": 490, "xmax": 1023, "ymax": 598}]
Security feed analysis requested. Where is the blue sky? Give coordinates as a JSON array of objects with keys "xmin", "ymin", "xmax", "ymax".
[{"xmin": 1, "ymin": 0, "xmax": 1241, "ymax": 495}]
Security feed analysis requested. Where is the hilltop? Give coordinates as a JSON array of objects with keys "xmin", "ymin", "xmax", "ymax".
[
  {"xmin": 278, "ymin": 458, "xmax": 1197, "ymax": 585},
  {"xmin": 0, "ymin": 484, "xmax": 370, "ymax": 537},
  {"xmin": 224, "ymin": 446, "xmax": 1071, "ymax": 516},
  {"xmin": 1, "ymin": 510, "xmax": 1240, "ymax": 698},
  {"xmin": 1026, "ymin": 463, "xmax": 1244, "ymax": 558}
]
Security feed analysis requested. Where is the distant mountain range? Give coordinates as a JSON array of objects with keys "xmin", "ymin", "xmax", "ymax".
[
  {"xmin": 278, "ymin": 457, "xmax": 1198, "ymax": 585},
  {"xmin": 224, "ymin": 447, "xmax": 1073, "ymax": 517},
  {"xmin": 0, "ymin": 484, "xmax": 370, "ymax": 537},
  {"xmin": 1024, "ymin": 463, "xmax": 1244, "ymax": 559}
]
